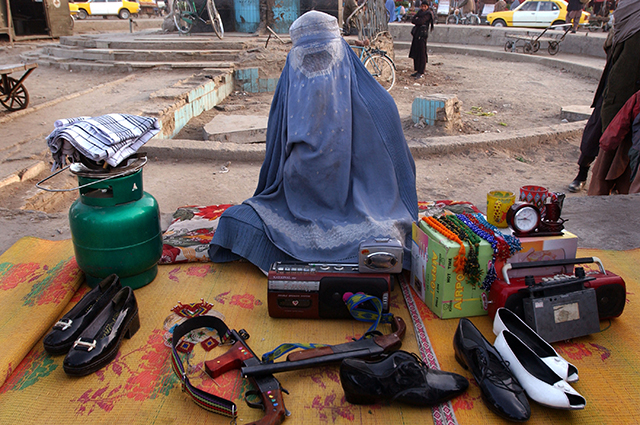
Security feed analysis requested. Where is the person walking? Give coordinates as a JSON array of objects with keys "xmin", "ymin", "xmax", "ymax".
[
  {"xmin": 566, "ymin": 0, "xmax": 584, "ymax": 33},
  {"xmin": 409, "ymin": 0, "xmax": 435, "ymax": 79}
]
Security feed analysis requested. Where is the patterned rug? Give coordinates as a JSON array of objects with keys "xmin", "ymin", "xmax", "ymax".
[{"xmin": 0, "ymin": 237, "xmax": 638, "ymax": 424}]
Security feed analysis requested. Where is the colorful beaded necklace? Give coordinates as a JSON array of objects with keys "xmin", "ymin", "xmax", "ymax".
[
  {"xmin": 456, "ymin": 213, "xmax": 502, "ymax": 290},
  {"xmin": 472, "ymin": 213, "xmax": 522, "ymax": 255},
  {"xmin": 440, "ymin": 215, "xmax": 482, "ymax": 287},
  {"xmin": 421, "ymin": 216, "xmax": 466, "ymax": 274}
]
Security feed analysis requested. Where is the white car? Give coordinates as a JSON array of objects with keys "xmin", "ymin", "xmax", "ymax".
[{"xmin": 487, "ymin": 0, "xmax": 590, "ymax": 28}]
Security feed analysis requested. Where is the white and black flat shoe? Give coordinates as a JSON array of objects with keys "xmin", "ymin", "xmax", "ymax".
[
  {"xmin": 494, "ymin": 330, "xmax": 586, "ymax": 410},
  {"xmin": 493, "ymin": 307, "xmax": 579, "ymax": 382}
]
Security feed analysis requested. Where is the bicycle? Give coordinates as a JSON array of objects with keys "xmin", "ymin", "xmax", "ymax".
[
  {"xmin": 173, "ymin": 0, "xmax": 223, "ymax": 39},
  {"xmin": 446, "ymin": 8, "xmax": 480, "ymax": 25},
  {"xmin": 351, "ymin": 43, "xmax": 396, "ymax": 92}
]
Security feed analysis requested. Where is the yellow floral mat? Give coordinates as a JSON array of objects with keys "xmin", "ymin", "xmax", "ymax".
[{"xmin": 0, "ymin": 237, "xmax": 638, "ymax": 424}]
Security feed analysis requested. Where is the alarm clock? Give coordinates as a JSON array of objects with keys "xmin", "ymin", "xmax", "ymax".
[{"xmin": 506, "ymin": 202, "xmax": 541, "ymax": 236}]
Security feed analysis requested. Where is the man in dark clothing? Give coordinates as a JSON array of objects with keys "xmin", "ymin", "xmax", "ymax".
[
  {"xmin": 566, "ymin": 0, "xmax": 584, "ymax": 33},
  {"xmin": 409, "ymin": 1, "xmax": 435, "ymax": 79},
  {"xmin": 588, "ymin": 0, "xmax": 640, "ymax": 195},
  {"xmin": 568, "ymin": 32, "xmax": 613, "ymax": 192}
]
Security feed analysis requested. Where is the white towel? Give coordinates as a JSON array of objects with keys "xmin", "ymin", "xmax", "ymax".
[{"xmin": 47, "ymin": 114, "xmax": 160, "ymax": 170}]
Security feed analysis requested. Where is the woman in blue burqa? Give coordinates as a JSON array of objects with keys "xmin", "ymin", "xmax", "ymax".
[{"xmin": 208, "ymin": 11, "xmax": 418, "ymax": 273}]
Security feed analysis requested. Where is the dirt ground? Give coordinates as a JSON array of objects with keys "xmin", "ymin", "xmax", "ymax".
[{"xmin": 0, "ymin": 38, "xmax": 598, "ymax": 252}]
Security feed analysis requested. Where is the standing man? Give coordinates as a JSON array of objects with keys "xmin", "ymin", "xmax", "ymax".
[
  {"xmin": 566, "ymin": 0, "xmax": 584, "ymax": 33},
  {"xmin": 588, "ymin": 0, "xmax": 640, "ymax": 195},
  {"xmin": 409, "ymin": 0, "xmax": 435, "ymax": 79}
]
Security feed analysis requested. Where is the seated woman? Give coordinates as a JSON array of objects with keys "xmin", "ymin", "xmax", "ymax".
[{"xmin": 208, "ymin": 11, "xmax": 418, "ymax": 273}]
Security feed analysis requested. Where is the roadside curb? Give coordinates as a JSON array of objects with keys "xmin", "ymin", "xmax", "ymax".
[
  {"xmin": 144, "ymin": 120, "xmax": 586, "ymax": 162},
  {"xmin": 0, "ymin": 161, "xmax": 47, "ymax": 190}
]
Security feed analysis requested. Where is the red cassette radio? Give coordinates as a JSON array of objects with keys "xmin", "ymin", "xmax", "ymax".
[
  {"xmin": 488, "ymin": 257, "xmax": 626, "ymax": 321},
  {"xmin": 267, "ymin": 262, "xmax": 392, "ymax": 319}
]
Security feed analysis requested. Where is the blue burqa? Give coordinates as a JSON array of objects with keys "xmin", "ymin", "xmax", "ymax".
[{"xmin": 209, "ymin": 11, "xmax": 418, "ymax": 272}]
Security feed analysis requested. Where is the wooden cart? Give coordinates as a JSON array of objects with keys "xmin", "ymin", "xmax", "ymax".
[
  {"xmin": 0, "ymin": 63, "xmax": 37, "ymax": 112},
  {"xmin": 504, "ymin": 24, "xmax": 572, "ymax": 56}
]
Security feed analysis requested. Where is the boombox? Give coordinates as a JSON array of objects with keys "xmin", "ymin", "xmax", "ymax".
[
  {"xmin": 488, "ymin": 257, "xmax": 626, "ymax": 323},
  {"xmin": 267, "ymin": 262, "xmax": 392, "ymax": 319}
]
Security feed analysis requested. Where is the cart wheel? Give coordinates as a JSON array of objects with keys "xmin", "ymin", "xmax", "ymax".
[
  {"xmin": 504, "ymin": 40, "xmax": 514, "ymax": 52},
  {"xmin": 548, "ymin": 41, "xmax": 560, "ymax": 55},
  {"xmin": 532, "ymin": 41, "xmax": 540, "ymax": 52},
  {"xmin": 523, "ymin": 41, "xmax": 533, "ymax": 54},
  {"xmin": 0, "ymin": 77, "xmax": 29, "ymax": 111}
]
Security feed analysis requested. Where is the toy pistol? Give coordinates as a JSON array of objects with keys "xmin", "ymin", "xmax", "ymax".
[
  {"xmin": 236, "ymin": 315, "xmax": 406, "ymax": 377},
  {"xmin": 205, "ymin": 327, "xmax": 290, "ymax": 425},
  {"xmin": 171, "ymin": 316, "xmax": 289, "ymax": 425}
]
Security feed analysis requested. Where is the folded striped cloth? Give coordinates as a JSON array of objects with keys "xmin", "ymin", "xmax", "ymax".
[{"xmin": 47, "ymin": 113, "xmax": 160, "ymax": 170}]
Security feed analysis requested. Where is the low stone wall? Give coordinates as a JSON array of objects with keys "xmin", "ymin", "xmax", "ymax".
[{"xmin": 388, "ymin": 22, "xmax": 607, "ymax": 59}]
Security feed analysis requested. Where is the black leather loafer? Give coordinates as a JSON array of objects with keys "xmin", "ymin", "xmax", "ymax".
[
  {"xmin": 453, "ymin": 318, "xmax": 531, "ymax": 422},
  {"xmin": 43, "ymin": 274, "xmax": 121, "ymax": 355},
  {"xmin": 63, "ymin": 286, "xmax": 140, "ymax": 376},
  {"xmin": 340, "ymin": 350, "xmax": 469, "ymax": 406}
]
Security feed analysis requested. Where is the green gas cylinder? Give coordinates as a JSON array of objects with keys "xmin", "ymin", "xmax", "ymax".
[{"xmin": 68, "ymin": 160, "xmax": 162, "ymax": 289}]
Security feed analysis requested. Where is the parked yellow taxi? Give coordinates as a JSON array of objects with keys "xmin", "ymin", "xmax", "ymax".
[
  {"xmin": 487, "ymin": 0, "xmax": 590, "ymax": 28},
  {"xmin": 72, "ymin": 0, "xmax": 140, "ymax": 20},
  {"xmin": 69, "ymin": 2, "xmax": 79, "ymax": 17}
]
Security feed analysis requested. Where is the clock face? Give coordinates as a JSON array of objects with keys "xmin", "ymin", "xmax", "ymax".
[{"xmin": 513, "ymin": 206, "xmax": 539, "ymax": 232}]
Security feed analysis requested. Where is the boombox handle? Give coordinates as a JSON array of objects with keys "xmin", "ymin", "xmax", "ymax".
[{"xmin": 501, "ymin": 256, "xmax": 605, "ymax": 285}]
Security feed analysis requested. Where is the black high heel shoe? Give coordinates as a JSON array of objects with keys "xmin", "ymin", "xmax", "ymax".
[
  {"xmin": 453, "ymin": 318, "xmax": 531, "ymax": 422},
  {"xmin": 63, "ymin": 286, "xmax": 140, "ymax": 376},
  {"xmin": 43, "ymin": 274, "xmax": 121, "ymax": 355}
]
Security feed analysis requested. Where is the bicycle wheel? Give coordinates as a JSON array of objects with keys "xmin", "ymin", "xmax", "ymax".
[
  {"xmin": 364, "ymin": 53, "xmax": 395, "ymax": 92},
  {"xmin": 468, "ymin": 14, "xmax": 480, "ymax": 25},
  {"xmin": 206, "ymin": 0, "xmax": 224, "ymax": 39},
  {"xmin": 446, "ymin": 14, "xmax": 458, "ymax": 24},
  {"xmin": 0, "ymin": 77, "xmax": 29, "ymax": 111},
  {"xmin": 172, "ymin": 0, "xmax": 194, "ymax": 34}
]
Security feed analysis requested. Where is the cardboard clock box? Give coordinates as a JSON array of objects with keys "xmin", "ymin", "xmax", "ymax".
[
  {"xmin": 495, "ymin": 231, "xmax": 579, "ymax": 279},
  {"xmin": 410, "ymin": 221, "xmax": 492, "ymax": 319}
]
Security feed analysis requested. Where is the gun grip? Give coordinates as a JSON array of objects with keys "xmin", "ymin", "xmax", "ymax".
[
  {"xmin": 246, "ymin": 387, "xmax": 287, "ymax": 425},
  {"xmin": 205, "ymin": 340, "xmax": 254, "ymax": 379}
]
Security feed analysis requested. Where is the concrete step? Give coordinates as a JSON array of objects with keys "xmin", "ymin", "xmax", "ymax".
[
  {"xmin": 59, "ymin": 35, "xmax": 249, "ymax": 51},
  {"xmin": 204, "ymin": 115, "xmax": 268, "ymax": 143},
  {"xmin": 112, "ymin": 60, "xmax": 234, "ymax": 69},
  {"xmin": 41, "ymin": 45, "xmax": 241, "ymax": 63}
]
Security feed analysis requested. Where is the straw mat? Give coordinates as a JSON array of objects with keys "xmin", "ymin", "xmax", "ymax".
[
  {"xmin": 0, "ymin": 237, "xmax": 639, "ymax": 425},
  {"xmin": 408, "ymin": 247, "xmax": 640, "ymax": 425},
  {"xmin": 0, "ymin": 237, "xmax": 83, "ymax": 389},
  {"xmin": 0, "ymin": 237, "xmax": 427, "ymax": 424}
]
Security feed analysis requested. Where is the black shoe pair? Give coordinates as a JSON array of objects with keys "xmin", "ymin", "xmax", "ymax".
[
  {"xmin": 453, "ymin": 318, "xmax": 530, "ymax": 422},
  {"xmin": 410, "ymin": 72, "xmax": 419, "ymax": 77},
  {"xmin": 43, "ymin": 274, "xmax": 140, "ymax": 376},
  {"xmin": 340, "ymin": 350, "xmax": 469, "ymax": 407}
]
